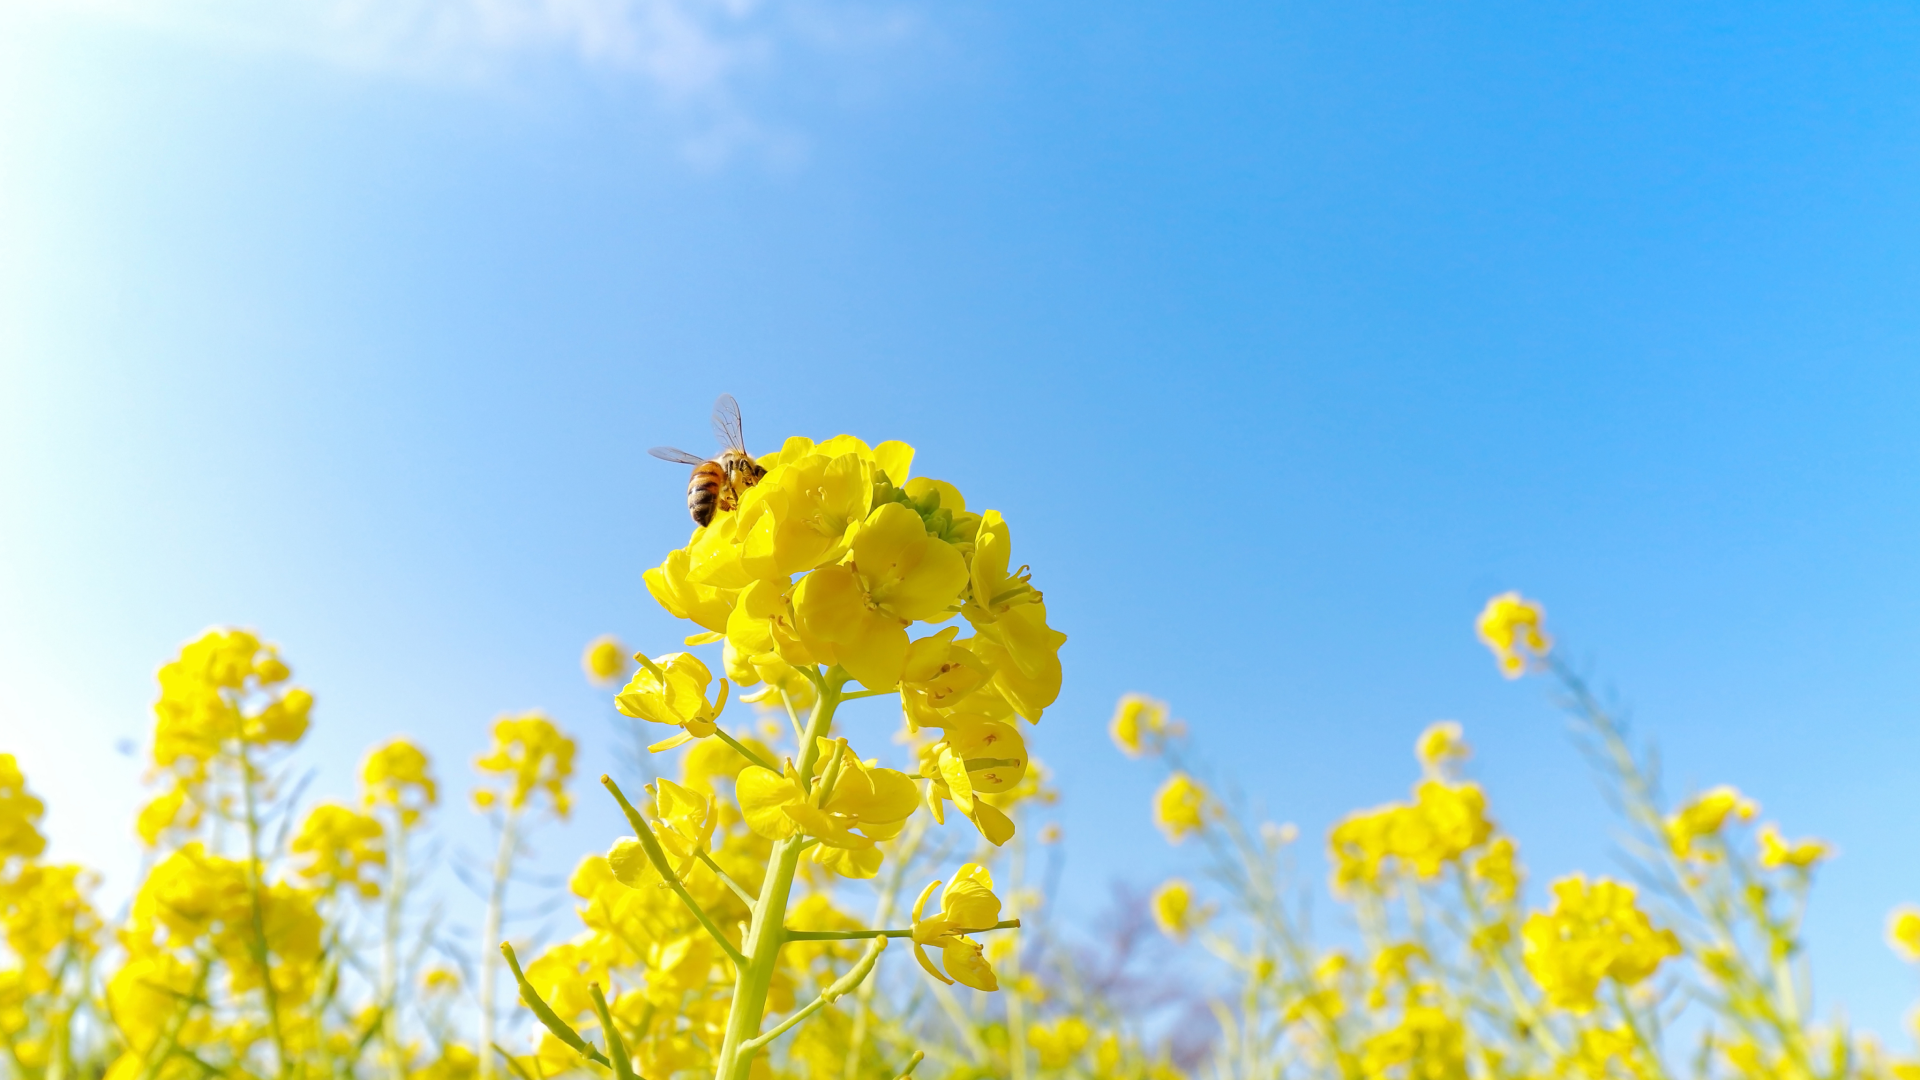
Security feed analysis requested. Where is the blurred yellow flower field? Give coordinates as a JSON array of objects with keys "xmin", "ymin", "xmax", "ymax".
[{"xmin": 2, "ymin": 430, "xmax": 1917, "ymax": 1080}]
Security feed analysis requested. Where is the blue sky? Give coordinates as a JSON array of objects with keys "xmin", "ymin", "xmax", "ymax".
[{"xmin": 5, "ymin": 0, "xmax": 1920, "ymax": 1038}]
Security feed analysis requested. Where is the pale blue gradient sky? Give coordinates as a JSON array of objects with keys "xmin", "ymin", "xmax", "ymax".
[{"xmin": 4, "ymin": 0, "xmax": 1920, "ymax": 1037}]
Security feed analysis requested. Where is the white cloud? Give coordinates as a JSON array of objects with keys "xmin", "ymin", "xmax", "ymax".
[{"xmin": 32, "ymin": 0, "xmax": 920, "ymax": 161}]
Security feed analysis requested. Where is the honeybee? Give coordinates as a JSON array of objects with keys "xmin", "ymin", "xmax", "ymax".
[{"xmin": 649, "ymin": 394, "xmax": 767, "ymax": 527}]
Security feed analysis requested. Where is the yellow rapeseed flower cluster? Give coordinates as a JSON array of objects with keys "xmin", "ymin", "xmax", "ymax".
[
  {"xmin": 0, "ymin": 756, "xmax": 102, "ymax": 1076},
  {"xmin": 1153, "ymin": 773, "xmax": 1211, "ymax": 844},
  {"xmin": 473, "ymin": 712, "xmax": 577, "ymax": 817},
  {"xmin": 1665, "ymin": 784, "xmax": 1758, "ymax": 860},
  {"xmin": 1521, "ymin": 874, "xmax": 1680, "ymax": 1012},
  {"xmin": 1329, "ymin": 773, "xmax": 1495, "ymax": 892},
  {"xmin": 1759, "ymin": 823, "xmax": 1833, "ymax": 870},
  {"xmin": 139, "ymin": 629, "xmax": 314, "ymax": 849},
  {"xmin": 581, "ymin": 635, "xmax": 632, "ymax": 685},
  {"xmin": 291, "ymin": 804, "xmax": 386, "ymax": 898},
  {"xmin": 362, "ymin": 737, "xmax": 438, "ymax": 826},
  {"xmin": 1150, "ymin": 878, "xmax": 1206, "ymax": 940},
  {"xmin": 1475, "ymin": 591, "xmax": 1551, "ymax": 678},
  {"xmin": 642, "ymin": 436, "xmax": 1065, "ymax": 726},
  {"xmin": 0, "ymin": 756, "xmax": 47, "ymax": 864},
  {"xmin": 1888, "ymin": 908, "xmax": 1920, "ymax": 963},
  {"xmin": 1109, "ymin": 694, "xmax": 1172, "ymax": 757}
]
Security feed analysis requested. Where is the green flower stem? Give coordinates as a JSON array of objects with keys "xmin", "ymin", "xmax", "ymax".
[
  {"xmin": 589, "ymin": 982, "xmax": 642, "ymax": 1080},
  {"xmin": 926, "ymin": 979, "xmax": 991, "ymax": 1066},
  {"xmin": 694, "ymin": 849, "xmax": 758, "ymax": 905},
  {"xmin": 1002, "ymin": 841, "xmax": 1028, "ymax": 1080},
  {"xmin": 844, "ymin": 817, "xmax": 928, "ymax": 1080},
  {"xmin": 235, "ymin": 738, "xmax": 291, "ymax": 1080},
  {"xmin": 499, "ymin": 943, "xmax": 614, "ymax": 1071},
  {"xmin": 1609, "ymin": 983, "xmax": 1674, "ymax": 1080},
  {"xmin": 477, "ymin": 804, "xmax": 524, "ymax": 1080},
  {"xmin": 741, "ymin": 937, "xmax": 888, "ymax": 1053},
  {"xmin": 713, "ymin": 670, "xmax": 846, "ymax": 1080},
  {"xmin": 713, "ymin": 729, "xmax": 776, "ymax": 773},
  {"xmin": 351, "ymin": 1001, "xmax": 394, "ymax": 1062},
  {"xmin": 779, "ymin": 689, "xmax": 808, "ymax": 746},
  {"xmin": 1448, "ymin": 863, "xmax": 1564, "ymax": 1060},
  {"xmin": 601, "ymin": 777, "xmax": 749, "ymax": 969},
  {"xmin": 494, "ymin": 1046, "xmax": 539, "ymax": 1080},
  {"xmin": 380, "ymin": 816, "xmax": 411, "ymax": 1080},
  {"xmin": 1552, "ymin": 658, "xmax": 1817, "ymax": 1077},
  {"xmin": 893, "ymin": 1050, "xmax": 925, "ymax": 1078},
  {"xmin": 785, "ymin": 919, "xmax": 1021, "ymax": 942},
  {"xmin": 133, "ymin": 956, "xmax": 211, "ymax": 1080}
]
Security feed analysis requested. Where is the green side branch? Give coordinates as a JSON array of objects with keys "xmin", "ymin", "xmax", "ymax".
[
  {"xmin": 499, "ymin": 943, "xmax": 616, "ymax": 1074},
  {"xmin": 601, "ymin": 776, "xmax": 750, "ymax": 969}
]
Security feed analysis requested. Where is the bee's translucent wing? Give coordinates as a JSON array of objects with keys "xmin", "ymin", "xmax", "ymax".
[
  {"xmin": 713, "ymin": 393, "xmax": 747, "ymax": 452},
  {"xmin": 649, "ymin": 446, "xmax": 707, "ymax": 466}
]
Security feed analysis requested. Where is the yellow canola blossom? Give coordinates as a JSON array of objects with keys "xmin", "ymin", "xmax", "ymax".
[
  {"xmin": 1471, "ymin": 836, "xmax": 1522, "ymax": 905},
  {"xmin": 361, "ymin": 738, "xmax": 438, "ymax": 826},
  {"xmin": 291, "ymin": 804, "xmax": 386, "ymax": 898},
  {"xmin": 1522, "ymin": 874, "xmax": 1680, "ymax": 1012},
  {"xmin": 153, "ymin": 629, "xmax": 313, "ymax": 771},
  {"xmin": 724, "ymin": 579, "xmax": 816, "ymax": 679},
  {"xmin": 135, "ymin": 786, "xmax": 195, "ymax": 848},
  {"xmin": 910, "ymin": 863, "xmax": 1004, "ymax": 991},
  {"xmin": 1888, "ymin": 907, "xmax": 1920, "ymax": 963},
  {"xmin": 617, "ymin": 652, "xmax": 730, "ymax": 753},
  {"xmin": 678, "ymin": 732, "xmax": 772, "ymax": 794},
  {"xmin": 918, "ymin": 720, "xmax": 1030, "ymax": 848},
  {"xmin": 1665, "ymin": 785, "xmax": 1758, "ymax": 860},
  {"xmin": 472, "ymin": 713, "xmax": 576, "ymax": 818},
  {"xmin": 1154, "ymin": 772, "xmax": 1211, "ymax": 844},
  {"xmin": 1475, "ymin": 592, "xmax": 1550, "ymax": 678},
  {"xmin": 1759, "ymin": 824, "xmax": 1833, "ymax": 870},
  {"xmin": 1029, "ymin": 1016, "xmax": 1092, "ymax": 1069},
  {"xmin": 414, "ymin": 1045, "xmax": 478, "ymax": 1080},
  {"xmin": 105, "ymin": 950, "xmax": 201, "ymax": 1056},
  {"xmin": 735, "ymin": 746, "xmax": 918, "ymax": 878},
  {"xmin": 899, "ymin": 628, "xmax": 996, "ymax": 730},
  {"xmin": 1568, "ymin": 1027, "xmax": 1643, "ymax": 1079},
  {"xmin": 1330, "ymin": 780, "xmax": 1494, "ymax": 891},
  {"xmin": 608, "ymin": 779, "xmax": 717, "ymax": 883},
  {"xmin": 731, "ymin": 436, "xmax": 903, "ymax": 581},
  {"xmin": 1415, "ymin": 720, "xmax": 1468, "ymax": 776},
  {"xmin": 638, "ymin": 433, "xmax": 1066, "ymax": 731},
  {"xmin": 961, "ymin": 511, "xmax": 1067, "ymax": 721},
  {"xmin": 1151, "ymin": 879, "xmax": 1206, "ymax": 940},
  {"xmin": 0, "ymin": 755, "xmax": 47, "ymax": 863},
  {"xmin": 644, "ymin": 548, "xmax": 738, "ymax": 634},
  {"xmin": 581, "ymin": 635, "xmax": 632, "ymax": 685},
  {"xmin": 0, "ymin": 862, "xmax": 101, "ymax": 970},
  {"xmin": 1110, "ymin": 694, "xmax": 1170, "ymax": 757},
  {"xmin": 124, "ymin": 842, "xmax": 325, "ymax": 1008},
  {"xmin": 792, "ymin": 502, "xmax": 970, "ymax": 691},
  {"xmin": 1360, "ymin": 1002, "xmax": 1467, "ymax": 1080}
]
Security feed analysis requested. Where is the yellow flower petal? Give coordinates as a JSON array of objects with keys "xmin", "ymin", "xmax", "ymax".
[{"xmin": 736, "ymin": 766, "xmax": 804, "ymax": 840}]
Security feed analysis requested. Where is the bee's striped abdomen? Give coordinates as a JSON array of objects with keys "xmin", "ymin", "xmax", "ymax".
[{"xmin": 688, "ymin": 462, "xmax": 726, "ymax": 526}]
